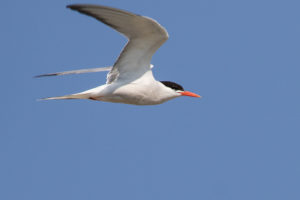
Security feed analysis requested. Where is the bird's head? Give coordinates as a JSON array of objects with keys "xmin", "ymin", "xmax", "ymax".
[{"xmin": 160, "ymin": 81, "xmax": 201, "ymax": 98}]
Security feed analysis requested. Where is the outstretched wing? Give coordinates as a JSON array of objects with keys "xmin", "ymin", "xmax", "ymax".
[{"xmin": 67, "ymin": 4, "xmax": 168, "ymax": 83}]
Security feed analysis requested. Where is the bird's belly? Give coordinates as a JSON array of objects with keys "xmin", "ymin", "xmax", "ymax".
[
  {"xmin": 93, "ymin": 88, "xmax": 163, "ymax": 105},
  {"xmin": 90, "ymin": 82, "xmax": 173, "ymax": 105},
  {"xmin": 96, "ymin": 94, "xmax": 162, "ymax": 105}
]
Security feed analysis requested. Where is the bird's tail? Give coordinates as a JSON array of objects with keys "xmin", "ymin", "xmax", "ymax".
[{"xmin": 39, "ymin": 92, "xmax": 91, "ymax": 101}]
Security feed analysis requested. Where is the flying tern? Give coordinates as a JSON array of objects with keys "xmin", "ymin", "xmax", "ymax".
[{"xmin": 37, "ymin": 4, "xmax": 201, "ymax": 105}]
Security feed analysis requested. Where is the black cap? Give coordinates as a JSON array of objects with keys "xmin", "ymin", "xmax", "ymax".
[{"xmin": 160, "ymin": 81, "xmax": 184, "ymax": 91}]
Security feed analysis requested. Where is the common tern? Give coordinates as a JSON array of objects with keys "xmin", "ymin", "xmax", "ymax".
[{"xmin": 37, "ymin": 4, "xmax": 201, "ymax": 105}]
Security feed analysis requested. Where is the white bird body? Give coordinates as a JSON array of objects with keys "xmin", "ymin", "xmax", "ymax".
[
  {"xmin": 38, "ymin": 4, "xmax": 200, "ymax": 105},
  {"xmin": 47, "ymin": 70, "xmax": 180, "ymax": 105}
]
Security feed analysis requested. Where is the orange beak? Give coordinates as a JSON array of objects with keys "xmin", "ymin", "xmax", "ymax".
[{"xmin": 180, "ymin": 91, "xmax": 201, "ymax": 98}]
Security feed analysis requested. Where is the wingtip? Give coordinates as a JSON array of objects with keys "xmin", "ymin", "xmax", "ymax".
[
  {"xmin": 66, "ymin": 4, "xmax": 80, "ymax": 10},
  {"xmin": 66, "ymin": 4, "xmax": 87, "ymax": 10},
  {"xmin": 66, "ymin": 4, "xmax": 75, "ymax": 9},
  {"xmin": 34, "ymin": 74, "xmax": 44, "ymax": 78},
  {"xmin": 34, "ymin": 73, "xmax": 57, "ymax": 78}
]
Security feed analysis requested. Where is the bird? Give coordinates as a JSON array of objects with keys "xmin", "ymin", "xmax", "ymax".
[{"xmin": 37, "ymin": 4, "xmax": 201, "ymax": 105}]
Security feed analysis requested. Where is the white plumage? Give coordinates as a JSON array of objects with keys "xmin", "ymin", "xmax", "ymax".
[{"xmin": 38, "ymin": 4, "xmax": 200, "ymax": 105}]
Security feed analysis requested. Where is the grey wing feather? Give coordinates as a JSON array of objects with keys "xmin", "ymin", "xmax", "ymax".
[
  {"xmin": 67, "ymin": 4, "xmax": 168, "ymax": 39},
  {"xmin": 67, "ymin": 4, "xmax": 168, "ymax": 83},
  {"xmin": 35, "ymin": 66, "xmax": 112, "ymax": 78}
]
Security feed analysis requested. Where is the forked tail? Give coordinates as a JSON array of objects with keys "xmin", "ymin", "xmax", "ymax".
[{"xmin": 39, "ymin": 92, "xmax": 91, "ymax": 101}]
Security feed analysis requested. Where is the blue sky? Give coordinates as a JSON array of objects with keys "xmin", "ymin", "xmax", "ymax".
[{"xmin": 1, "ymin": 0, "xmax": 299, "ymax": 199}]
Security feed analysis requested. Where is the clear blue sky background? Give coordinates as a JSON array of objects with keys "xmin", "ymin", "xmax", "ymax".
[{"xmin": 1, "ymin": 0, "xmax": 299, "ymax": 199}]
